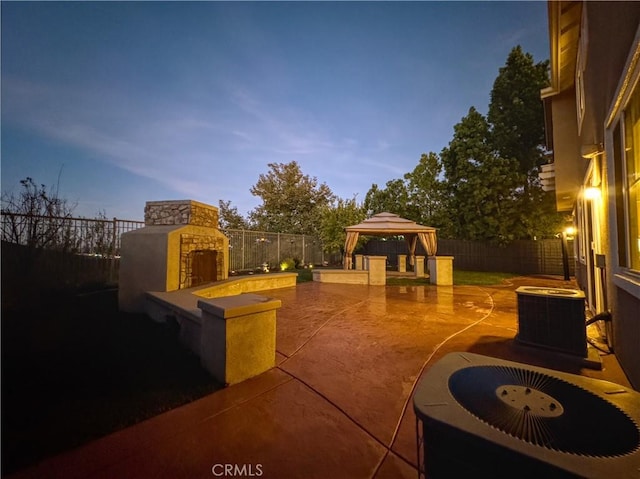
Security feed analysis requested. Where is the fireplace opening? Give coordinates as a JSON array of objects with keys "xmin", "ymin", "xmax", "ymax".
[{"xmin": 188, "ymin": 250, "xmax": 218, "ymax": 287}]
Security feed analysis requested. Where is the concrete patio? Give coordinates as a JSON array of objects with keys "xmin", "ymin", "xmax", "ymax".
[{"xmin": 9, "ymin": 276, "xmax": 632, "ymax": 479}]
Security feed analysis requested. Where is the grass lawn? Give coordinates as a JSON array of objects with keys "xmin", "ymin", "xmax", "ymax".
[
  {"xmin": 386, "ymin": 270, "xmax": 518, "ymax": 286},
  {"xmin": 453, "ymin": 270, "xmax": 518, "ymax": 285},
  {"xmin": 1, "ymin": 288, "xmax": 223, "ymax": 475}
]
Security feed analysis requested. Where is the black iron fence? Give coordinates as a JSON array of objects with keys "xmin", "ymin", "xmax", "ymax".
[
  {"xmin": 0, "ymin": 213, "xmax": 326, "ymax": 288},
  {"xmin": 0, "ymin": 212, "xmax": 144, "ymax": 256}
]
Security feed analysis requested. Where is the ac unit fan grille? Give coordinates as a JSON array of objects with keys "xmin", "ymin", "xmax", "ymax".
[{"xmin": 449, "ymin": 365, "xmax": 640, "ymax": 458}]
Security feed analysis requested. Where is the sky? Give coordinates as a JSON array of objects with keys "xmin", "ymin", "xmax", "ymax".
[{"xmin": 1, "ymin": 1, "xmax": 550, "ymax": 221}]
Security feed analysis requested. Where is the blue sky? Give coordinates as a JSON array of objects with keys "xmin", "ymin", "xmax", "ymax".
[{"xmin": 2, "ymin": 1, "xmax": 549, "ymax": 221}]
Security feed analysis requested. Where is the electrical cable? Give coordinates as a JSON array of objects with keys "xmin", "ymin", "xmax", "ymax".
[{"xmin": 585, "ymin": 312, "xmax": 613, "ymax": 354}]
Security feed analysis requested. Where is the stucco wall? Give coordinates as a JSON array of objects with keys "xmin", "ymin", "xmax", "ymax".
[
  {"xmin": 551, "ymin": 88, "xmax": 585, "ymax": 212},
  {"xmin": 119, "ymin": 225, "xmax": 179, "ymax": 312},
  {"xmin": 613, "ymin": 287, "xmax": 640, "ymax": 389}
]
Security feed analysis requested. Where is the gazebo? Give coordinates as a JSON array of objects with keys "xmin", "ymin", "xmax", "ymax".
[{"xmin": 343, "ymin": 212, "xmax": 437, "ymax": 270}]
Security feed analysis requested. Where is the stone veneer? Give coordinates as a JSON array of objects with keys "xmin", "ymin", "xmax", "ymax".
[{"xmin": 145, "ymin": 199, "xmax": 219, "ymax": 228}]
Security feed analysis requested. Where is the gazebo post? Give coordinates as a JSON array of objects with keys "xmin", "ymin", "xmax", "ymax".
[
  {"xmin": 415, "ymin": 256, "xmax": 425, "ymax": 278},
  {"xmin": 398, "ymin": 254, "xmax": 407, "ymax": 273}
]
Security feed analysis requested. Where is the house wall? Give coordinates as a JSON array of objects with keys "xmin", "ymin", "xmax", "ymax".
[
  {"xmin": 584, "ymin": 4, "xmax": 640, "ymax": 388},
  {"xmin": 547, "ymin": 1, "xmax": 640, "ymax": 388},
  {"xmin": 550, "ymin": 88, "xmax": 584, "ymax": 212},
  {"xmin": 614, "ymin": 287, "xmax": 640, "ymax": 388},
  {"xmin": 580, "ymin": 2, "xmax": 640, "ymax": 146}
]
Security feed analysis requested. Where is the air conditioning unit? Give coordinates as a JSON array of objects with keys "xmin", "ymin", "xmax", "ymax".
[
  {"xmin": 413, "ymin": 352, "xmax": 640, "ymax": 479},
  {"xmin": 515, "ymin": 286, "xmax": 586, "ymax": 357}
]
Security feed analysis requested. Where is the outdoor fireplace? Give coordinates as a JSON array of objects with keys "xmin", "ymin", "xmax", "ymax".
[
  {"xmin": 118, "ymin": 200, "xmax": 229, "ymax": 313},
  {"xmin": 187, "ymin": 249, "xmax": 218, "ymax": 287}
]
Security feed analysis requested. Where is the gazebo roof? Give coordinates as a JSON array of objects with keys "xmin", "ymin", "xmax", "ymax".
[{"xmin": 345, "ymin": 212, "xmax": 436, "ymax": 235}]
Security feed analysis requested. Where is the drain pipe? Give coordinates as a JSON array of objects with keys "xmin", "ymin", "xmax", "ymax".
[{"xmin": 561, "ymin": 231, "xmax": 571, "ymax": 281}]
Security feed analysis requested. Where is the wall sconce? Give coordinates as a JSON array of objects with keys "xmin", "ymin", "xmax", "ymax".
[{"xmin": 584, "ymin": 186, "xmax": 601, "ymax": 200}]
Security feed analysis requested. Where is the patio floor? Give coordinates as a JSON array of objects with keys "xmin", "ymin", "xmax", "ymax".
[{"xmin": 9, "ymin": 276, "xmax": 632, "ymax": 479}]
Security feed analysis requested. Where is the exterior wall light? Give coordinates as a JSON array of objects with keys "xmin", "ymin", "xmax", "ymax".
[{"xmin": 584, "ymin": 187, "xmax": 601, "ymax": 200}]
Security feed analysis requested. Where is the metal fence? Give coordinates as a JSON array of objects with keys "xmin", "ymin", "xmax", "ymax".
[
  {"xmin": 0, "ymin": 212, "xmax": 326, "ymax": 273},
  {"xmin": 0, "ymin": 212, "xmax": 144, "ymax": 256},
  {"xmin": 224, "ymin": 229, "xmax": 324, "ymax": 271}
]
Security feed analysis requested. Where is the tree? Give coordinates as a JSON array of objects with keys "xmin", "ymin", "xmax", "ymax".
[
  {"xmin": 518, "ymin": 182, "xmax": 566, "ymax": 239},
  {"xmin": 350, "ymin": 47, "xmax": 562, "ymax": 243},
  {"xmin": 487, "ymin": 45, "xmax": 564, "ymax": 238},
  {"xmin": 83, "ymin": 210, "xmax": 114, "ymax": 256},
  {"xmin": 249, "ymin": 161, "xmax": 335, "ymax": 236},
  {"xmin": 318, "ymin": 196, "xmax": 366, "ymax": 256},
  {"xmin": 403, "ymin": 152, "xmax": 443, "ymax": 226},
  {"xmin": 363, "ymin": 179, "xmax": 412, "ymax": 219},
  {"xmin": 488, "ymin": 45, "xmax": 550, "ymax": 182},
  {"xmin": 1, "ymin": 177, "xmax": 78, "ymax": 251},
  {"xmin": 440, "ymin": 107, "xmax": 523, "ymax": 243},
  {"xmin": 218, "ymin": 200, "xmax": 248, "ymax": 230},
  {"xmin": 362, "ymin": 184, "xmax": 385, "ymax": 216}
]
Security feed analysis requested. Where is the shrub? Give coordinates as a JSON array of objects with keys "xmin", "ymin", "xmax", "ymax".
[{"xmin": 280, "ymin": 257, "xmax": 296, "ymax": 271}]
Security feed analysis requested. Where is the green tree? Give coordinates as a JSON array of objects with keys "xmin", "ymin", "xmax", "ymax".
[
  {"xmin": 487, "ymin": 45, "xmax": 564, "ymax": 238},
  {"xmin": 362, "ymin": 184, "xmax": 385, "ymax": 216},
  {"xmin": 249, "ymin": 161, "xmax": 335, "ymax": 236},
  {"xmin": 519, "ymin": 184, "xmax": 566, "ymax": 239},
  {"xmin": 403, "ymin": 152, "xmax": 443, "ymax": 225},
  {"xmin": 218, "ymin": 199, "xmax": 248, "ymax": 230},
  {"xmin": 488, "ymin": 45, "xmax": 549, "ymax": 182},
  {"xmin": 363, "ymin": 178, "xmax": 411, "ymax": 218},
  {"xmin": 319, "ymin": 196, "xmax": 366, "ymax": 256},
  {"xmin": 440, "ymin": 107, "xmax": 523, "ymax": 243},
  {"xmin": 352, "ymin": 47, "xmax": 562, "ymax": 243}
]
